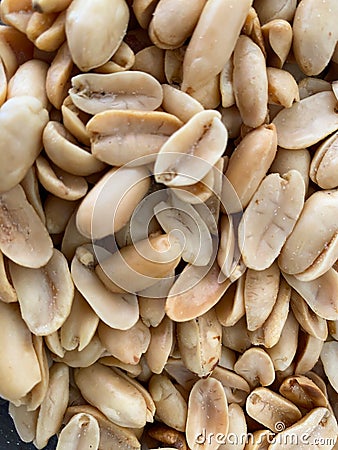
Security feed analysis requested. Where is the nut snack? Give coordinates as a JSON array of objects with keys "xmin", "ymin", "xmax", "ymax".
[{"xmin": 0, "ymin": 0, "xmax": 338, "ymax": 449}]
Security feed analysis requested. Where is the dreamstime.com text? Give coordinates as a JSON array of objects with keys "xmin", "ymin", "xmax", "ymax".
[{"xmin": 195, "ymin": 429, "xmax": 337, "ymax": 447}]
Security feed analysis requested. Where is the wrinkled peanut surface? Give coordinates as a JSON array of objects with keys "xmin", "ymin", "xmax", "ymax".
[{"xmin": 0, "ymin": 1, "xmax": 338, "ymax": 450}]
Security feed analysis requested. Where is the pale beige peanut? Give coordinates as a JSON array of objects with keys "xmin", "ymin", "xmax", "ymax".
[
  {"xmin": 45, "ymin": 330, "xmax": 65, "ymax": 359},
  {"xmin": 0, "ymin": 24, "xmax": 34, "ymax": 65},
  {"xmin": 9, "ymin": 248, "xmax": 74, "ymax": 335},
  {"xmin": 261, "ymin": 19, "xmax": 293, "ymax": 68},
  {"xmin": 242, "ymin": 7, "xmax": 265, "ymax": 56},
  {"xmin": 46, "ymin": 41, "xmax": 73, "ymax": 109},
  {"xmin": 0, "ymin": 0, "xmax": 33, "ymax": 34},
  {"xmin": 310, "ymin": 132, "xmax": 338, "ymax": 189},
  {"xmin": 162, "ymin": 84, "xmax": 204, "ymax": 123},
  {"xmin": 238, "ymin": 171, "xmax": 305, "ymax": 271},
  {"xmin": 268, "ymin": 407, "xmax": 338, "ymax": 450},
  {"xmin": 149, "ymin": 374, "xmax": 187, "ymax": 431},
  {"xmin": 154, "ymin": 195, "xmax": 213, "ymax": 266},
  {"xmin": 66, "ymin": 0, "xmax": 129, "ymax": 71},
  {"xmin": 44, "ymin": 195, "xmax": 78, "ymax": 235},
  {"xmin": 0, "ymin": 302, "xmax": 41, "ymax": 403},
  {"xmin": 215, "ymin": 275, "xmax": 245, "ymax": 327},
  {"xmin": 293, "ymin": 0, "xmax": 338, "ymax": 76},
  {"xmin": 74, "ymin": 363, "xmax": 148, "ymax": 428},
  {"xmin": 54, "ymin": 335, "xmax": 105, "ymax": 368},
  {"xmin": 267, "ymin": 67, "xmax": 299, "ymax": 108},
  {"xmin": 71, "ymin": 246, "xmax": 139, "ymax": 330},
  {"xmin": 32, "ymin": 0, "xmax": 72, "ymax": 13},
  {"xmin": 164, "ymin": 358, "xmax": 199, "ymax": 392},
  {"xmin": 294, "ymin": 334, "xmax": 324, "ymax": 375},
  {"xmin": 279, "ymin": 190, "xmax": 338, "ymax": 278},
  {"xmin": 217, "ymin": 214, "xmax": 242, "ymax": 281},
  {"xmin": 266, "ymin": 310, "xmax": 299, "ymax": 371},
  {"xmin": 321, "ymin": 341, "xmax": 338, "ymax": 393},
  {"xmin": 244, "ymin": 430, "xmax": 273, "ymax": 450},
  {"xmin": 7, "ymin": 58, "xmax": 48, "ymax": 108},
  {"xmin": 234, "ymin": 348, "xmax": 275, "ymax": 389},
  {"xmin": 186, "ymin": 377, "xmax": 228, "ymax": 450},
  {"xmin": 0, "ymin": 34, "xmax": 19, "ymax": 79},
  {"xmin": 166, "ymin": 262, "xmax": 231, "ymax": 322},
  {"xmin": 139, "ymin": 297, "xmax": 166, "ymax": 328},
  {"xmin": 99, "ymin": 356, "xmax": 142, "ymax": 378},
  {"xmin": 87, "ymin": 109, "xmax": 182, "ymax": 166},
  {"xmin": 147, "ymin": 425, "xmax": 187, "ymax": 450},
  {"xmin": 246, "ymin": 387, "xmax": 302, "ymax": 431},
  {"xmin": 145, "ymin": 316, "xmax": 173, "ymax": 374},
  {"xmin": 233, "ymin": 35, "xmax": 268, "ymax": 128},
  {"xmin": 249, "ymin": 278, "xmax": 291, "ymax": 348},
  {"xmin": 21, "ymin": 166, "xmax": 45, "ymax": 224},
  {"xmin": 273, "ymin": 91, "xmax": 338, "ymax": 149},
  {"xmin": 298, "ymin": 77, "xmax": 331, "ymax": 100},
  {"xmin": 69, "ymin": 71, "xmax": 163, "ymax": 115},
  {"xmin": 61, "ymin": 211, "xmax": 91, "ymax": 261},
  {"xmin": 8, "ymin": 403, "xmax": 38, "ymax": 443},
  {"xmin": 222, "ymin": 316, "xmax": 252, "ymax": 354},
  {"xmin": 154, "ymin": 109, "xmax": 227, "ymax": 186},
  {"xmin": 43, "ymin": 121, "xmax": 105, "ymax": 177},
  {"xmin": 114, "ymin": 366, "xmax": 156, "ymax": 422},
  {"xmin": 176, "ymin": 308, "xmax": 222, "ymax": 377},
  {"xmin": 149, "ymin": 0, "xmax": 206, "ymax": 50},
  {"xmin": 0, "ymin": 184, "xmax": 53, "ymax": 268},
  {"xmin": 279, "ymin": 375, "xmax": 328, "ymax": 410},
  {"xmin": 61, "ymin": 290, "xmax": 99, "ymax": 352},
  {"xmin": 56, "ymin": 413, "xmax": 100, "ymax": 450},
  {"xmin": 220, "ymin": 58, "xmax": 235, "ymax": 108},
  {"xmin": 0, "ymin": 96, "xmax": 48, "ymax": 193},
  {"xmin": 218, "ymin": 403, "xmax": 246, "ymax": 450},
  {"xmin": 132, "ymin": 46, "xmax": 166, "ymax": 83},
  {"xmin": 0, "ymin": 249, "xmax": 17, "ymax": 303},
  {"xmin": 64, "ymin": 405, "xmax": 142, "ymax": 450},
  {"xmin": 254, "ymin": 0, "xmax": 297, "ymax": 24},
  {"xmin": 25, "ymin": 10, "xmax": 57, "ymax": 43},
  {"xmin": 188, "ymin": 73, "xmax": 221, "ymax": 110},
  {"xmin": 211, "ymin": 366, "xmax": 250, "ymax": 406},
  {"xmin": 35, "ymin": 363, "xmax": 69, "ymax": 449},
  {"xmin": 290, "ymin": 290, "xmax": 328, "ymax": 341},
  {"xmin": 95, "ymin": 234, "xmax": 182, "ymax": 294},
  {"xmin": 23, "ymin": 335, "xmax": 49, "ymax": 411},
  {"xmin": 223, "ymin": 124, "xmax": 277, "ymax": 213},
  {"xmin": 181, "ymin": 0, "xmax": 253, "ymax": 93},
  {"xmin": 244, "ymin": 263, "xmax": 280, "ymax": 331},
  {"xmin": 27, "ymin": 10, "xmax": 66, "ymax": 52},
  {"xmin": 36, "ymin": 156, "xmax": 88, "ymax": 201},
  {"xmin": 61, "ymin": 96, "xmax": 90, "ymax": 147},
  {"xmin": 95, "ymin": 41, "xmax": 135, "ymax": 74},
  {"xmin": 171, "ymin": 168, "xmax": 214, "ymax": 205},
  {"xmin": 164, "ymin": 47, "xmax": 185, "ymax": 85},
  {"xmin": 132, "ymin": 0, "xmax": 159, "ymax": 29},
  {"xmin": 98, "ymin": 319, "xmax": 150, "ymax": 365},
  {"xmin": 270, "ymin": 147, "xmax": 311, "ymax": 192}
]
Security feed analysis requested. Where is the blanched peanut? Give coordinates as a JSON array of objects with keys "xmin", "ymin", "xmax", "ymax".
[
  {"xmin": 66, "ymin": 0, "xmax": 129, "ymax": 71},
  {"xmin": 87, "ymin": 109, "xmax": 182, "ymax": 166},
  {"xmin": 0, "ymin": 96, "xmax": 48, "ymax": 193},
  {"xmin": 149, "ymin": 0, "xmax": 206, "ymax": 50},
  {"xmin": 56, "ymin": 413, "xmax": 100, "ymax": 450},
  {"xmin": 0, "ymin": 302, "xmax": 41, "ymax": 403},
  {"xmin": 262, "ymin": 19, "xmax": 293, "ymax": 68},
  {"xmin": 224, "ymin": 124, "xmax": 277, "ymax": 212},
  {"xmin": 69, "ymin": 71, "xmax": 163, "ymax": 115},
  {"xmin": 74, "ymin": 363, "xmax": 149, "ymax": 428},
  {"xmin": 233, "ymin": 35, "xmax": 268, "ymax": 128},
  {"xmin": 181, "ymin": 0, "xmax": 252, "ymax": 93},
  {"xmin": 293, "ymin": 0, "xmax": 338, "ymax": 76},
  {"xmin": 254, "ymin": 0, "xmax": 297, "ymax": 24},
  {"xmin": 32, "ymin": 0, "xmax": 72, "ymax": 13},
  {"xmin": 273, "ymin": 91, "xmax": 338, "ymax": 149},
  {"xmin": 154, "ymin": 109, "xmax": 227, "ymax": 186},
  {"xmin": 239, "ymin": 170, "xmax": 305, "ymax": 271},
  {"xmin": 310, "ymin": 132, "xmax": 338, "ymax": 189}
]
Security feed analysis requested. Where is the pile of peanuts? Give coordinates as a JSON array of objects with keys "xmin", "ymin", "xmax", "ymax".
[{"xmin": 0, "ymin": 0, "xmax": 338, "ymax": 448}]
